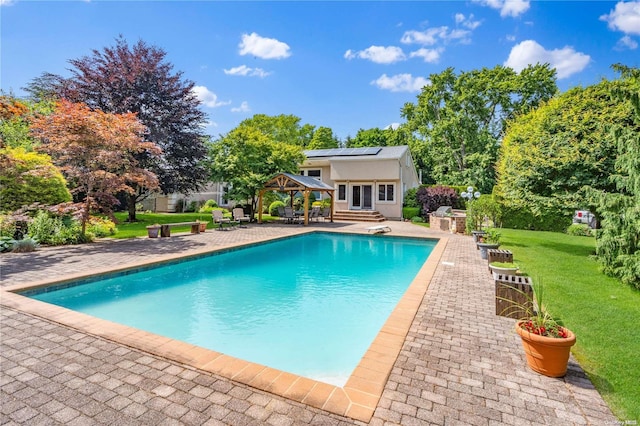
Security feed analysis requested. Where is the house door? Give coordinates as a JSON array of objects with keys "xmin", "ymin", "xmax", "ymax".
[{"xmin": 351, "ymin": 185, "xmax": 373, "ymax": 210}]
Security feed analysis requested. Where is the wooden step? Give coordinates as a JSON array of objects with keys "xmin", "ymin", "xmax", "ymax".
[{"xmin": 332, "ymin": 210, "xmax": 386, "ymax": 222}]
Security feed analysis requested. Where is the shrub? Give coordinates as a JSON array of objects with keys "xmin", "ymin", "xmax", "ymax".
[
  {"xmin": 28, "ymin": 210, "xmax": 86, "ymax": 245},
  {"xmin": 269, "ymin": 201, "xmax": 285, "ymax": 216},
  {"xmin": 87, "ymin": 216, "xmax": 117, "ymax": 237},
  {"xmin": 11, "ymin": 236, "xmax": 39, "ymax": 253},
  {"xmin": 198, "ymin": 199, "xmax": 219, "ymax": 213},
  {"xmin": 0, "ymin": 236, "xmax": 15, "ymax": 252},
  {"xmin": 416, "ymin": 185, "xmax": 460, "ymax": 217},
  {"xmin": 403, "ymin": 187, "xmax": 420, "ymax": 208},
  {"xmin": 411, "ymin": 216, "xmax": 424, "ymax": 223},
  {"xmin": 566, "ymin": 223, "xmax": 594, "ymax": 237},
  {"xmin": 0, "ymin": 147, "xmax": 72, "ymax": 211},
  {"xmin": 403, "ymin": 207, "xmax": 420, "ymax": 220}
]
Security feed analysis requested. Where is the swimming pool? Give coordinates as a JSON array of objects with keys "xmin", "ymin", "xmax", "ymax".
[{"xmin": 27, "ymin": 232, "xmax": 436, "ymax": 387}]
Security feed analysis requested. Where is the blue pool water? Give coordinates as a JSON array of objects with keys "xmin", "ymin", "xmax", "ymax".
[{"xmin": 29, "ymin": 232, "xmax": 436, "ymax": 386}]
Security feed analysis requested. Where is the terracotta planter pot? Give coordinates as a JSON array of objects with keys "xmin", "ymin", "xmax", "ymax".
[
  {"xmin": 198, "ymin": 222, "xmax": 207, "ymax": 233},
  {"xmin": 515, "ymin": 322, "xmax": 576, "ymax": 377}
]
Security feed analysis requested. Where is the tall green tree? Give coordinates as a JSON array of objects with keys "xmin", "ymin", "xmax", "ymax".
[
  {"xmin": 25, "ymin": 37, "xmax": 208, "ymax": 221},
  {"xmin": 237, "ymin": 114, "xmax": 315, "ymax": 147},
  {"xmin": 495, "ymin": 74, "xmax": 638, "ymax": 231},
  {"xmin": 307, "ymin": 126, "xmax": 339, "ymax": 149},
  {"xmin": 208, "ymin": 127, "xmax": 305, "ymax": 219},
  {"xmin": 593, "ymin": 65, "xmax": 640, "ymax": 288},
  {"xmin": 402, "ymin": 65, "xmax": 557, "ymax": 192}
]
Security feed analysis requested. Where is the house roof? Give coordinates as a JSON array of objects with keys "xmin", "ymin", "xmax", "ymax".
[
  {"xmin": 262, "ymin": 172, "xmax": 334, "ymax": 192},
  {"xmin": 303, "ymin": 145, "xmax": 409, "ymax": 161}
]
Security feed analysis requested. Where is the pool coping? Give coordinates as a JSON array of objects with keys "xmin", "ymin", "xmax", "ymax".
[{"xmin": 1, "ymin": 230, "xmax": 447, "ymax": 423}]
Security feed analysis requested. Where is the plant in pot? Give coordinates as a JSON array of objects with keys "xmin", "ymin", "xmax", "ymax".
[
  {"xmin": 501, "ymin": 279, "xmax": 576, "ymax": 377},
  {"xmin": 196, "ymin": 216, "xmax": 208, "ymax": 232},
  {"xmin": 477, "ymin": 229, "xmax": 500, "ymax": 259},
  {"xmin": 489, "ymin": 261, "xmax": 519, "ymax": 275},
  {"xmin": 146, "ymin": 224, "xmax": 161, "ymax": 238}
]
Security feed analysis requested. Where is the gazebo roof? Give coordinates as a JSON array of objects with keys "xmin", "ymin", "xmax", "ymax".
[{"xmin": 262, "ymin": 172, "xmax": 334, "ymax": 192}]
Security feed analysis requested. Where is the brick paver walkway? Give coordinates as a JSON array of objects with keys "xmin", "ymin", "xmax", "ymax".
[{"xmin": 1, "ymin": 222, "xmax": 617, "ymax": 425}]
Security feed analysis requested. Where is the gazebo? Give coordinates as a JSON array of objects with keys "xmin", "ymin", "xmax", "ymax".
[{"xmin": 257, "ymin": 173, "xmax": 335, "ymax": 226}]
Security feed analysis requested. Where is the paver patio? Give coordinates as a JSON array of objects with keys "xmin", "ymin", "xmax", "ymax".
[{"xmin": 0, "ymin": 221, "xmax": 617, "ymax": 425}]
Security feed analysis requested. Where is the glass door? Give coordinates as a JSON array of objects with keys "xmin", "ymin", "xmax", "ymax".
[
  {"xmin": 351, "ymin": 185, "xmax": 373, "ymax": 210},
  {"xmin": 352, "ymin": 185, "xmax": 361, "ymax": 209}
]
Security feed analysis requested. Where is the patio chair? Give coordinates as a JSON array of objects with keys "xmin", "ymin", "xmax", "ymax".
[
  {"xmin": 284, "ymin": 206, "xmax": 300, "ymax": 224},
  {"xmin": 310, "ymin": 206, "xmax": 321, "ymax": 222},
  {"xmin": 320, "ymin": 207, "xmax": 331, "ymax": 222},
  {"xmin": 277, "ymin": 206, "xmax": 286, "ymax": 223},
  {"xmin": 232, "ymin": 208, "xmax": 250, "ymax": 228},
  {"xmin": 212, "ymin": 209, "xmax": 231, "ymax": 230}
]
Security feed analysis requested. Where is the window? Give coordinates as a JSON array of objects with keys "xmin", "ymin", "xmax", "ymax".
[
  {"xmin": 307, "ymin": 169, "xmax": 321, "ymax": 180},
  {"xmin": 337, "ymin": 184, "xmax": 346, "ymax": 201},
  {"xmin": 378, "ymin": 184, "xmax": 395, "ymax": 202}
]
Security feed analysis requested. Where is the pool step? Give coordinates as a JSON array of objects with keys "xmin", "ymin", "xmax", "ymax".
[{"xmin": 332, "ymin": 210, "xmax": 386, "ymax": 222}]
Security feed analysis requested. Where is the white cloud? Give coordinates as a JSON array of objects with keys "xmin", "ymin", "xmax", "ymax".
[
  {"xmin": 344, "ymin": 46, "xmax": 406, "ymax": 64},
  {"xmin": 455, "ymin": 13, "xmax": 482, "ymax": 30},
  {"xmin": 617, "ymin": 35, "xmax": 639, "ymax": 49},
  {"xmin": 231, "ymin": 101, "xmax": 251, "ymax": 113},
  {"xmin": 192, "ymin": 86, "xmax": 231, "ymax": 108},
  {"xmin": 371, "ymin": 73, "xmax": 429, "ymax": 92},
  {"xmin": 473, "ymin": 0, "xmax": 530, "ymax": 17},
  {"xmin": 0, "ymin": 0, "xmax": 15, "ymax": 5},
  {"xmin": 239, "ymin": 32, "xmax": 291, "ymax": 59},
  {"xmin": 504, "ymin": 40, "xmax": 591, "ymax": 79},
  {"xmin": 600, "ymin": 1, "xmax": 640, "ymax": 35},
  {"xmin": 401, "ymin": 26, "xmax": 471, "ymax": 45},
  {"xmin": 410, "ymin": 48, "xmax": 443, "ymax": 63},
  {"xmin": 385, "ymin": 122, "xmax": 401, "ymax": 130},
  {"xmin": 224, "ymin": 65, "xmax": 271, "ymax": 78}
]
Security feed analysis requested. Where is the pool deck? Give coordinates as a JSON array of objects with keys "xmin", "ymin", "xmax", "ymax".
[{"xmin": 0, "ymin": 221, "xmax": 617, "ymax": 425}]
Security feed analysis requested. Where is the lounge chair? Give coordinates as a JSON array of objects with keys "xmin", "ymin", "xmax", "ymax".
[
  {"xmin": 212, "ymin": 210, "xmax": 231, "ymax": 230},
  {"xmin": 277, "ymin": 206, "xmax": 286, "ymax": 223},
  {"xmin": 232, "ymin": 208, "xmax": 250, "ymax": 228}
]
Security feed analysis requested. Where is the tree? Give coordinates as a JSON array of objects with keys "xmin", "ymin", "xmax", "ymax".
[
  {"xmin": 307, "ymin": 126, "xmax": 339, "ymax": 149},
  {"xmin": 25, "ymin": 37, "xmax": 209, "ymax": 221},
  {"xmin": 593, "ymin": 65, "xmax": 640, "ymax": 288},
  {"xmin": 30, "ymin": 100, "xmax": 161, "ymax": 235},
  {"xmin": 0, "ymin": 146, "xmax": 71, "ymax": 211},
  {"xmin": 236, "ymin": 114, "xmax": 315, "ymax": 147},
  {"xmin": 402, "ymin": 65, "xmax": 557, "ymax": 192},
  {"xmin": 495, "ymin": 75, "xmax": 638, "ymax": 231},
  {"xmin": 208, "ymin": 126, "xmax": 305, "ymax": 219},
  {"xmin": 0, "ymin": 95, "xmax": 54, "ymax": 150},
  {"xmin": 348, "ymin": 127, "xmax": 389, "ymax": 147}
]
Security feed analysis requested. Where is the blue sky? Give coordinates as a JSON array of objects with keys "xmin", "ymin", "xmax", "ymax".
[{"xmin": 2, "ymin": 1, "xmax": 639, "ymax": 140}]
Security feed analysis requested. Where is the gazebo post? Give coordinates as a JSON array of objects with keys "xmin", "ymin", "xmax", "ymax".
[{"xmin": 303, "ymin": 189, "xmax": 310, "ymax": 226}]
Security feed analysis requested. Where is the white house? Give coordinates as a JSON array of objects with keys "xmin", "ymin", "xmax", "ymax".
[
  {"xmin": 144, "ymin": 145, "xmax": 421, "ymax": 220},
  {"xmin": 300, "ymin": 145, "xmax": 420, "ymax": 220}
]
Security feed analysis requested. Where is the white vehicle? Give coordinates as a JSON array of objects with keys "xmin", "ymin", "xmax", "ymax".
[{"xmin": 573, "ymin": 210, "xmax": 597, "ymax": 228}]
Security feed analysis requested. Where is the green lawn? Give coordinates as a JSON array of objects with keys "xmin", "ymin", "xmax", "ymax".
[
  {"xmin": 111, "ymin": 212, "xmax": 275, "ymax": 238},
  {"xmin": 498, "ymin": 228, "xmax": 640, "ymax": 421}
]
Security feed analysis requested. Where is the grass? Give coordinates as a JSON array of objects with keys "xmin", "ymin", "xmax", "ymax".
[
  {"xmin": 497, "ymin": 228, "xmax": 640, "ymax": 421},
  {"xmin": 111, "ymin": 212, "xmax": 276, "ymax": 238}
]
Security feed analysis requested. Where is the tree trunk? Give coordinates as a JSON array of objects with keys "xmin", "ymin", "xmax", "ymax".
[{"xmin": 127, "ymin": 194, "xmax": 137, "ymax": 222}]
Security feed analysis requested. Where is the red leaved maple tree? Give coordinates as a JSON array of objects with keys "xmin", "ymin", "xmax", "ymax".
[{"xmin": 30, "ymin": 100, "xmax": 161, "ymax": 235}]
